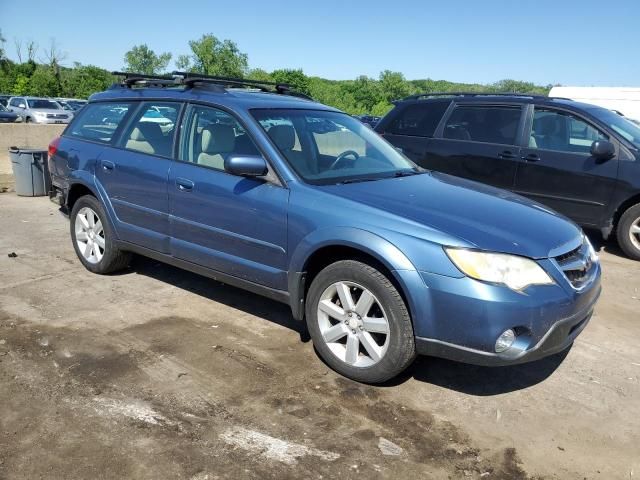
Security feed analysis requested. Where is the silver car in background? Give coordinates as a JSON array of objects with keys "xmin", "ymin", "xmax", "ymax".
[{"xmin": 8, "ymin": 96, "xmax": 73, "ymax": 124}]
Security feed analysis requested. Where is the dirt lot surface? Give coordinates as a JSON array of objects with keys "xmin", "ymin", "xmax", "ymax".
[{"xmin": 0, "ymin": 194, "xmax": 638, "ymax": 479}]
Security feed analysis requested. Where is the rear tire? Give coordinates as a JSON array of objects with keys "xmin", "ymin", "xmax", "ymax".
[
  {"xmin": 616, "ymin": 203, "xmax": 640, "ymax": 261},
  {"xmin": 305, "ymin": 260, "xmax": 416, "ymax": 383},
  {"xmin": 70, "ymin": 195, "xmax": 131, "ymax": 274}
]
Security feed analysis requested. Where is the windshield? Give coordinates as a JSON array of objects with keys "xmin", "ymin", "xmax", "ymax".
[
  {"xmin": 588, "ymin": 107, "xmax": 640, "ymax": 149},
  {"xmin": 27, "ymin": 99, "xmax": 60, "ymax": 109},
  {"xmin": 0, "ymin": 104, "xmax": 7, "ymax": 112},
  {"xmin": 251, "ymin": 109, "xmax": 421, "ymax": 184}
]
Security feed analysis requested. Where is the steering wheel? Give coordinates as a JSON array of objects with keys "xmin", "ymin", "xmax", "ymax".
[{"xmin": 329, "ymin": 150, "xmax": 360, "ymax": 170}]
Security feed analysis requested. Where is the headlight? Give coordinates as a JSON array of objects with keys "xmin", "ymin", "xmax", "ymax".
[
  {"xmin": 445, "ymin": 248, "xmax": 554, "ymax": 291},
  {"xmin": 34, "ymin": 111, "xmax": 46, "ymax": 117},
  {"xmin": 584, "ymin": 234, "xmax": 598, "ymax": 263}
]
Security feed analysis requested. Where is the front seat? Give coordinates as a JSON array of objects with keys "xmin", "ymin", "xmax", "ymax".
[
  {"xmin": 197, "ymin": 124, "xmax": 236, "ymax": 169},
  {"xmin": 534, "ymin": 115, "xmax": 567, "ymax": 151},
  {"xmin": 267, "ymin": 125, "xmax": 309, "ymax": 174}
]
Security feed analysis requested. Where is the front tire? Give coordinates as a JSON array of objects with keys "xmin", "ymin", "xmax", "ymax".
[
  {"xmin": 305, "ymin": 260, "xmax": 416, "ymax": 383},
  {"xmin": 617, "ymin": 203, "xmax": 640, "ymax": 261},
  {"xmin": 70, "ymin": 195, "xmax": 131, "ymax": 274}
]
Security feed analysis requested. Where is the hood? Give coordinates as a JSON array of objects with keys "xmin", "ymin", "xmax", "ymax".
[
  {"xmin": 30, "ymin": 108, "xmax": 70, "ymax": 116},
  {"xmin": 318, "ymin": 172, "xmax": 582, "ymax": 259},
  {"xmin": 0, "ymin": 111, "xmax": 18, "ymax": 118}
]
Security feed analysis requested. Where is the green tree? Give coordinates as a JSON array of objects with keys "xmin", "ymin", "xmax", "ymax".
[
  {"xmin": 379, "ymin": 70, "xmax": 410, "ymax": 103},
  {"xmin": 62, "ymin": 64, "xmax": 115, "ymax": 98},
  {"xmin": 123, "ymin": 44, "xmax": 172, "ymax": 75},
  {"xmin": 0, "ymin": 29, "xmax": 6, "ymax": 61},
  {"xmin": 247, "ymin": 68, "xmax": 273, "ymax": 82},
  {"xmin": 345, "ymin": 75, "xmax": 381, "ymax": 112},
  {"xmin": 28, "ymin": 65, "xmax": 60, "ymax": 96},
  {"xmin": 12, "ymin": 74, "xmax": 29, "ymax": 95},
  {"xmin": 271, "ymin": 69, "xmax": 310, "ymax": 95},
  {"xmin": 180, "ymin": 34, "xmax": 248, "ymax": 77}
]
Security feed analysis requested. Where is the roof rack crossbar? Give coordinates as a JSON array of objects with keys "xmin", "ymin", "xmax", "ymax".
[{"xmin": 111, "ymin": 71, "xmax": 179, "ymax": 88}]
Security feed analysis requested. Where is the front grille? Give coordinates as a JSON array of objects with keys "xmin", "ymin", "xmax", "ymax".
[{"xmin": 553, "ymin": 240, "xmax": 595, "ymax": 289}]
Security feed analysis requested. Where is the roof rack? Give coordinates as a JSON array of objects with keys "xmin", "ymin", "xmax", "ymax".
[
  {"xmin": 400, "ymin": 92, "xmax": 563, "ymax": 101},
  {"xmin": 173, "ymin": 71, "xmax": 313, "ymax": 100},
  {"xmin": 110, "ymin": 71, "xmax": 313, "ymax": 100}
]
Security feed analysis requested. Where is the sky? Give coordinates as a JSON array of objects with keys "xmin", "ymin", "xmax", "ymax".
[{"xmin": 1, "ymin": 0, "xmax": 639, "ymax": 86}]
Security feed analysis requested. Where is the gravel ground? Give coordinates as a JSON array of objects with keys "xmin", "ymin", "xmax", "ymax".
[{"xmin": 0, "ymin": 194, "xmax": 638, "ymax": 479}]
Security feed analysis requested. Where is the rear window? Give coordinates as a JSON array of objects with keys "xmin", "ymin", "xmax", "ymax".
[
  {"xmin": 443, "ymin": 105, "xmax": 522, "ymax": 145},
  {"xmin": 385, "ymin": 101, "xmax": 450, "ymax": 137},
  {"xmin": 67, "ymin": 103, "xmax": 132, "ymax": 143}
]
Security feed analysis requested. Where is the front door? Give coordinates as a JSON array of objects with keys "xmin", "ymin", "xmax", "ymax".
[
  {"xmin": 514, "ymin": 106, "xmax": 619, "ymax": 226},
  {"xmin": 168, "ymin": 104, "xmax": 289, "ymax": 290}
]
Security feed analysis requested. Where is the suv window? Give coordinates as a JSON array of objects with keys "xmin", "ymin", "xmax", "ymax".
[
  {"xmin": 9, "ymin": 98, "xmax": 23, "ymax": 107},
  {"xmin": 122, "ymin": 102, "xmax": 180, "ymax": 157},
  {"xmin": 180, "ymin": 104, "xmax": 260, "ymax": 171},
  {"xmin": 443, "ymin": 105, "xmax": 522, "ymax": 144},
  {"xmin": 531, "ymin": 108, "xmax": 608, "ymax": 154},
  {"xmin": 67, "ymin": 102, "xmax": 132, "ymax": 143},
  {"xmin": 386, "ymin": 102, "xmax": 449, "ymax": 137}
]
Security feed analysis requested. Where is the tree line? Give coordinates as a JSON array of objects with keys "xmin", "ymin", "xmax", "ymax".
[{"xmin": 0, "ymin": 31, "xmax": 552, "ymax": 115}]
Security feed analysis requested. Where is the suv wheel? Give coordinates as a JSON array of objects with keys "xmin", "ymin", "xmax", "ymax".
[
  {"xmin": 305, "ymin": 260, "xmax": 416, "ymax": 383},
  {"xmin": 617, "ymin": 203, "xmax": 640, "ymax": 261},
  {"xmin": 70, "ymin": 195, "xmax": 131, "ymax": 273}
]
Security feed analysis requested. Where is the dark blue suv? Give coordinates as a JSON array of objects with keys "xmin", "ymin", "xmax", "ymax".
[{"xmin": 48, "ymin": 73, "xmax": 601, "ymax": 383}]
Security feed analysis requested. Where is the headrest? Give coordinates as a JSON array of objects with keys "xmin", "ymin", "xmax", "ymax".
[
  {"xmin": 130, "ymin": 121, "xmax": 163, "ymax": 141},
  {"xmin": 268, "ymin": 125, "xmax": 295, "ymax": 151},
  {"xmin": 202, "ymin": 124, "xmax": 236, "ymax": 153},
  {"xmin": 129, "ymin": 127, "xmax": 145, "ymax": 141}
]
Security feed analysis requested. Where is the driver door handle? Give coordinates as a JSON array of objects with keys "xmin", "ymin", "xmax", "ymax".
[
  {"xmin": 522, "ymin": 153, "xmax": 540, "ymax": 162},
  {"xmin": 176, "ymin": 177, "xmax": 194, "ymax": 192}
]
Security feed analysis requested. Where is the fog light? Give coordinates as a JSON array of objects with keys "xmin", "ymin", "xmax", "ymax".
[{"xmin": 495, "ymin": 329, "xmax": 516, "ymax": 353}]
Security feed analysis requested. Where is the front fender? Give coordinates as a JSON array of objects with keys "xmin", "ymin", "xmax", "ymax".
[{"xmin": 287, "ymin": 227, "xmax": 423, "ymax": 321}]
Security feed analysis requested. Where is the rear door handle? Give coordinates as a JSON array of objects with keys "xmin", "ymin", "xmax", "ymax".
[
  {"xmin": 522, "ymin": 153, "xmax": 540, "ymax": 162},
  {"xmin": 176, "ymin": 177, "xmax": 194, "ymax": 192},
  {"xmin": 498, "ymin": 150, "xmax": 518, "ymax": 159},
  {"xmin": 101, "ymin": 160, "xmax": 115, "ymax": 171}
]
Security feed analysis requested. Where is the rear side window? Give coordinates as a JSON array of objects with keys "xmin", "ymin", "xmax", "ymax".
[
  {"xmin": 443, "ymin": 105, "xmax": 522, "ymax": 145},
  {"xmin": 67, "ymin": 103, "xmax": 132, "ymax": 143},
  {"xmin": 386, "ymin": 102, "xmax": 449, "ymax": 137},
  {"xmin": 121, "ymin": 102, "xmax": 180, "ymax": 158}
]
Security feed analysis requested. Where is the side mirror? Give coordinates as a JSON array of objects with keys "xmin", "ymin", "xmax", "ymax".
[
  {"xmin": 224, "ymin": 155, "xmax": 268, "ymax": 177},
  {"xmin": 590, "ymin": 140, "xmax": 616, "ymax": 160},
  {"xmin": 18, "ymin": 103, "xmax": 26, "ymax": 109}
]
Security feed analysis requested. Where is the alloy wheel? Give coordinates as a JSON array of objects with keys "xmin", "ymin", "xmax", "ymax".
[
  {"xmin": 317, "ymin": 281, "xmax": 390, "ymax": 368},
  {"xmin": 630, "ymin": 217, "xmax": 640, "ymax": 251},
  {"xmin": 74, "ymin": 206, "xmax": 105, "ymax": 264}
]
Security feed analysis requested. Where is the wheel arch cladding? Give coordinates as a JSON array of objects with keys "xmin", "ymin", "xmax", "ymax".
[{"xmin": 287, "ymin": 228, "xmax": 433, "ymax": 334}]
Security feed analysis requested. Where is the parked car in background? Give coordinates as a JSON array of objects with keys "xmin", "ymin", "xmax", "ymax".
[
  {"xmin": 47, "ymin": 74, "xmax": 601, "ymax": 383},
  {"xmin": 354, "ymin": 114, "xmax": 381, "ymax": 128},
  {"xmin": 55, "ymin": 98, "xmax": 88, "ymax": 112},
  {"xmin": 8, "ymin": 96, "xmax": 73, "ymax": 124},
  {"xmin": 0, "ymin": 103, "xmax": 22, "ymax": 123},
  {"xmin": 0, "ymin": 94, "xmax": 11, "ymax": 107},
  {"xmin": 376, "ymin": 93, "xmax": 640, "ymax": 260}
]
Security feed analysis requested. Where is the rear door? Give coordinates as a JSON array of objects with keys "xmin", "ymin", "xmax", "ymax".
[
  {"xmin": 426, "ymin": 103, "xmax": 525, "ymax": 189},
  {"xmin": 168, "ymin": 103, "xmax": 289, "ymax": 290},
  {"xmin": 514, "ymin": 105, "xmax": 619, "ymax": 226},
  {"xmin": 96, "ymin": 101, "xmax": 182, "ymax": 253}
]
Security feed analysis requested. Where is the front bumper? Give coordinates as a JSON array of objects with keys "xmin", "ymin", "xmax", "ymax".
[{"xmin": 415, "ymin": 284, "xmax": 599, "ymax": 366}]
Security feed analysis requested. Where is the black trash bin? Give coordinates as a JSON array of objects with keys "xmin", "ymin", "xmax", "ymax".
[{"xmin": 8, "ymin": 147, "xmax": 50, "ymax": 197}]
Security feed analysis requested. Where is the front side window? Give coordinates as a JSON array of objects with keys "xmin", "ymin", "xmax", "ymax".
[
  {"xmin": 443, "ymin": 105, "xmax": 522, "ymax": 144},
  {"xmin": 122, "ymin": 102, "xmax": 180, "ymax": 157},
  {"xmin": 67, "ymin": 102, "xmax": 132, "ymax": 143},
  {"xmin": 179, "ymin": 104, "xmax": 260, "ymax": 170},
  {"xmin": 251, "ymin": 109, "xmax": 421, "ymax": 185},
  {"xmin": 531, "ymin": 108, "xmax": 608, "ymax": 154},
  {"xmin": 386, "ymin": 101, "xmax": 450, "ymax": 137}
]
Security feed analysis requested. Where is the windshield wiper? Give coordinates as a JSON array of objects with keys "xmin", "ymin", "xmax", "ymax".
[
  {"xmin": 393, "ymin": 169, "xmax": 425, "ymax": 178},
  {"xmin": 337, "ymin": 177, "xmax": 382, "ymax": 184}
]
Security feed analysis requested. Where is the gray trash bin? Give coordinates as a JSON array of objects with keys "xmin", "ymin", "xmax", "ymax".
[{"xmin": 9, "ymin": 147, "xmax": 50, "ymax": 197}]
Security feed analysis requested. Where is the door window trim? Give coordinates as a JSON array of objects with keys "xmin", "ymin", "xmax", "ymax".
[
  {"xmin": 175, "ymin": 101, "xmax": 284, "ymax": 187},
  {"xmin": 433, "ymin": 102, "xmax": 527, "ymax": 147},
  {"xmin": 522, "ymin": 104, "xmax": 615, "ymax": 156}
]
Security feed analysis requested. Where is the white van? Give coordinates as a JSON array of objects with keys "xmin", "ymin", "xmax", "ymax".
[{"xmin": 549, "ymin": 87, "xmax": 640, "ymax": 124}]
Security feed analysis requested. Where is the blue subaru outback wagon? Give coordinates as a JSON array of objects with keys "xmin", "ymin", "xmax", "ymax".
[{"xmin": 48, "ymin": 72, "xmax": 601, "ymax": 383}]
